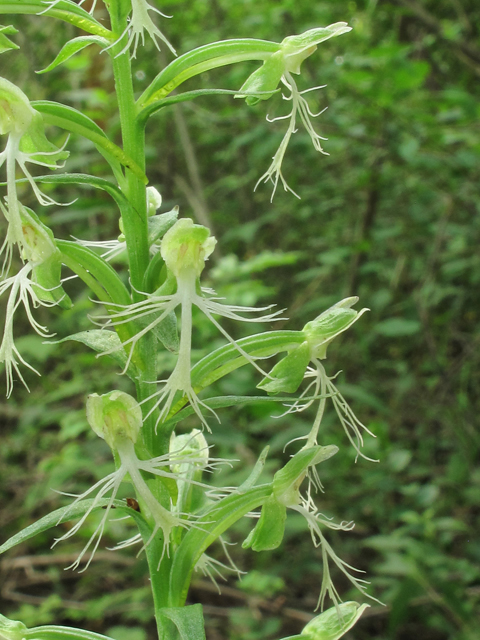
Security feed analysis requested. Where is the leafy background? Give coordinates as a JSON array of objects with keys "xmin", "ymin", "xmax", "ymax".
[{"xmin": 0, "ymin": 0, "xmax": 479, "ymax": 639}]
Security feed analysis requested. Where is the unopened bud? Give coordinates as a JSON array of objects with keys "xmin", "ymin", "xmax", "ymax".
[{"xmin": 147, "ymin": 186, "xmax": 162, "ymax": 216}]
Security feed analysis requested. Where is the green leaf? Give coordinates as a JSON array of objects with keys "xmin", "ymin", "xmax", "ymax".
[
  {"xmin": 168, "ymin": 485, "xmax": 272, "ymax": 607},
  {"xmin": 0, "ymin": 0, "xmax": 113, "ymax": 39},
  {"xmin": 0, "ymin": 499, "xmax": 136, "ymax": 555},
  {"xmin": 149, "ymin": 310, "xmax": 179, "ymax": 354},
  {"xmin": 25, "ymin": 626, "xmax": 116, "ymax": 640},
  {"xmin": 56, "ymin": 239, "xmax": 131, "ymax": 307},
  {"xmin": 0, "ymin": 23, "xmax": 18, "ymax": 53},
  {"xmin": 238, "ymin": 446, "xmax": 269, "ymax": 492},
  {"xmin": 31, "ymin": 101, "xmax": 147, "ymax": 183},
  {"xmin": 191, "ymin": 330, "xmax": 305, "ymax": 390},
  {"xmin": 157, "ymin": 605, "xmax": 206, "ymax": 640},
  {"xmin": 51, "ymin": 330, "xmax": 138, "ymax": 376},
  {"xmin": 37, "ymin": 35, "xmax": 109, "ymax": 74},
  {"xmin": 138, "ymin": 38, "xmax": 280, "ymax": 109}
]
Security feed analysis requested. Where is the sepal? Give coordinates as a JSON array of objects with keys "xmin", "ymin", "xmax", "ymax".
[
  {"xmin": 303, "ymin": 297, "xmax": 369, "ymax": 360},
  {"xmin": 242, "ymin": 494, "xmax": 286, "ymax": 551},
  {"xmin": 281, "ymin": 23, "xmax": 352, "ymax": 75},
  {"xmin": 257, "ymin": 341, "xmax": 310, "ymax": 394},
  {"xmin": 273, "ymin": 445, "xmax": 338, "ymax": 506}
]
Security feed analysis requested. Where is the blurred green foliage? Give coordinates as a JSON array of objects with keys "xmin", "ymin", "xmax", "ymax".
[{"xmin": 0, "ymin": 1, "xmax": 479, "ymax": 639}]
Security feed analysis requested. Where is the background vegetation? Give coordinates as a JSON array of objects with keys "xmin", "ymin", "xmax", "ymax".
[{"xmin": 1, "ymin": 0, "xmax": 479, "ymax": 639}]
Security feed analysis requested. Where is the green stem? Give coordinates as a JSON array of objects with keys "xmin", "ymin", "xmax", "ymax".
[{"xmin": 108, "ymin": 3, "xmax": 160, "ymax": 453}]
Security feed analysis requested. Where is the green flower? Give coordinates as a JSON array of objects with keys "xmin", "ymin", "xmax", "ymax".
[
  {"xmin": 0, "ymin": 77, "xmax": 68, "ymax": 271},
  {"xmin": 99, "ymin": 218, "xmax": 281, "ymax": 430},
  {"xmin": 237, "ymin": 23, "xmax": 351, "ymax": 199}
]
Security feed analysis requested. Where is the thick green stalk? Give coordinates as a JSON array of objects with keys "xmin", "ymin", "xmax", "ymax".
[{"xmin": 107, "ymin": 3, "xmax": 161, "ymax": 454}]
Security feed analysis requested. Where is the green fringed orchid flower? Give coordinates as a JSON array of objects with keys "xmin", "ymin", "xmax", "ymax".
[
  {"xmin": 238, "ymin": 23, "xmax": 352, "ymax": 199},
  {"xmin": 55, "ymin": 391, "xmax": 222, "ymax": 570},
  {"xmin": 0, "ymin": 77, "xmax": 68, "ymax": 271},
  {"xmin": 99, "ymin": 218, "xmax": 283, "ymax": 430}
]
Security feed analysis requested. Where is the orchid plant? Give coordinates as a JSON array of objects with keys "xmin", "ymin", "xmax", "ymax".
[{"xmin": 0, "ymin": 2, "xmax": 377, "ymax": 639}]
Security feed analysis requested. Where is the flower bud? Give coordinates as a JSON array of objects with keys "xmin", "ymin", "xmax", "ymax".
[
  {"xmin": 281, "ymin": 23, "xmax": 352, "ymax": 75},
  {"xmin": 147, "ymin": 186, "xmax": 162, "ymax": 216},
  {"xmin": 0, "ymin": 77, "xmax": 35, "ymax": 135},
  {"xmin": 161, "ymin": 218, "xmax": 216, "ymax": 278},
  {"xmin": 86, "ymin": 390, "xmax": 143, "ymax": 448},
  {"xmin": 169, "ymin": 428, "xmax": 209, "ymax": 471}
]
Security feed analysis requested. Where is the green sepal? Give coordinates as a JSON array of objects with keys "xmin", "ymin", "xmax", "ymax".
[
  {"xmin": 0, "ymin": 23, "xmax": 18, "ymax": 53},
  {"xmin": 237, "ymin": 50, "xmax": 285, "ymax": 105},
  {"xmin": 273, "ymin": 445, "xmax": 338, "ymax": 505},
  {"xmin": 157, "ymin": 604, "xmax": 206, "ymax": 640},
  {"xmin": 299, "ymin": 601, "xmax": 369, "ymax": 640},
  {"xmin": 303, "ymin": 297, "xmax": 369, "ymax": 359},
  {"xmin": 257, "ymin": 341, "xmax": 310, "ymax": 394},
  {"xmin": 281, "ymin": 23, "xmax": 352, "ymax": 75},
  {"xmin": 37, "ymin": 35, "xmax": 110, "ymax": 74},
  {"xmin": 242, "ymin": 494, "xmax": 286, "ymax": 551},
  {"xmin": 0, "ymin": 0, "xmax": 113, "ymax": 39},
  {"xmin": 32, "ymin": 253, "xmax": 72, "ymax": 309}
]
